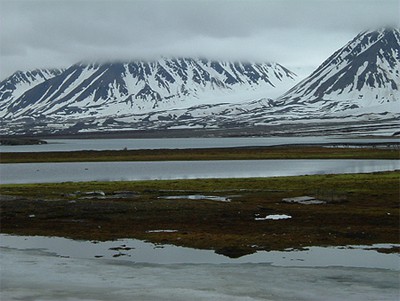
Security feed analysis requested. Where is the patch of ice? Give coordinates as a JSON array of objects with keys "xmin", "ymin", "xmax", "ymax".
[
  {"xmin": 146, "ymin": 230, "xmax": 179, "ymax": 233},
  {"xmin": 255, "ymin": 214, "xmax": 292, "ymax": 221},
  {"xmin": 159, "ymin": 195, "xmax": 231, "ymax": 202}
]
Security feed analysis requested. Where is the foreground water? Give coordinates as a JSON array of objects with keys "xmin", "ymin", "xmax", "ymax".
[
  {"xmin": 0, "ymin": 235, "xmax": 399, "ymax": 301},
  {"xmin": 1, "ymin": 159, "xmax": 399, "ymax": 184}
]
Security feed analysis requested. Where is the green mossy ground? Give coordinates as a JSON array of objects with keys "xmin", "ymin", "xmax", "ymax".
[
  {"xmin": 1, "ymin": 171, "xmax": 399, "ymax": 257},
  {"xmin": 1, "ymin": 146, "xmax": 399, "ymax": 163}
]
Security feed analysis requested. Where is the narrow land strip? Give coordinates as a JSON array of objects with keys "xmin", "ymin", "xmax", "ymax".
[{"xmin": 1, "ymin": 145, "xmax": 399, "ymax": 163}]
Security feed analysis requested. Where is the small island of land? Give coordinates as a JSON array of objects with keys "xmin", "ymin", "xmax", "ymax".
[
  {"xmin": 0, "ymin": 138, "xmax": 47, "ymax": 146},
  {"xmin": 1, "ymin": 144, "xmax": 399, "ymax": 163}
]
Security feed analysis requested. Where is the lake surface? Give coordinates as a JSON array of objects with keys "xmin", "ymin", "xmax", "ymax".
[
  {"xmin": 1, "ymin": 135, "xmax": 399, "ymax": 300},
  {"xmin": 1, "ymin": 136, "xmax": 399, "ymax": 152},
  {"xmin": 1, "ymin": 159, "xmax": 399, "ymax": 184},
  {"xmin": 1, "ymin": 235, "xmax": 399, "ymax": 301}
]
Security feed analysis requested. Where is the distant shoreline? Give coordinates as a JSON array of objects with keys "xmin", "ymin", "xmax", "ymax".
[
  {"xmin": 1, "ymin": 144, "xmax": 399, "ymax": 163},
  {"xmin": 0, "ymin": 138, "xmax": 47, "ymax": 146},
  {"xmin": 1, "ymin": 119, "xmax": 399, "ymax": 140}
]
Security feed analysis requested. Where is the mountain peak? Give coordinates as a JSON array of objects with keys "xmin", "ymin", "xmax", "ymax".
[
  {"xmin": 0, "ymin": 68, "xmax": 65, "ymax": 109},
  {"xmin": 278, "ymin": 28, "xmax": 400, "ymax": 111}
]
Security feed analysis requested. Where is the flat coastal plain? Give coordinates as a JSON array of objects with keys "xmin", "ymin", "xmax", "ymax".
[{"xmin": 0, "ymin": 144, "xmax": 399, "ymax": 257}]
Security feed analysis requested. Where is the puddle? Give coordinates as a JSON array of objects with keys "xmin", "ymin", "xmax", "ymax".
[
  {"xmin": 158, "ymin": 195, "xmax": 231, "ymax": 202},
  {"xmin": 282, "ymin": 196, "xmax": 326, "ymax": 205}
]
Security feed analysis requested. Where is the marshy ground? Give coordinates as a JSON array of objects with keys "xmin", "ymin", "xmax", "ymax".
[{"xmin": 1, "ymin": 171, "xmax": 398, "ymax": 257}]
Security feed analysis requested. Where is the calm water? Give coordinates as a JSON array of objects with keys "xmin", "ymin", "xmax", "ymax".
[
  {"xmin": 1, "ymin": 137, "xmax": 399, "ymax": 300},
  {"xmin": 1, "ymin": 136, "xmax": 399, "ymax": 152},
  {"xmin": 1, "ymin": 234, "xmax": 399, "ymax": 268},
  {"xmin": 1, "ymin": 159, "xmax": 399, "ymax": 184},
  {"xmin": 1, "ymin": 235, "xmax": 399, "ymax": 301}
]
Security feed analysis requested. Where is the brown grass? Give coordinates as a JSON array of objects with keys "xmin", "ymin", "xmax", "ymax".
[
  {"xmin": 1, "ymin": 146, "xmax": 399, "ymax": 163},
  {"xmin": 1, "ymin": 171, "xmax": 399, "ymax": 257}
]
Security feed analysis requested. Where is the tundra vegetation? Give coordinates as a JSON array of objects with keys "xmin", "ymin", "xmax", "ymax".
[
  {"xmin": 1, "ymin": 171, "xmax": 398, "ymax": 257},
  {"xmin": 1, "ymin": 145, "xmax": 399, "ymax": 163}
]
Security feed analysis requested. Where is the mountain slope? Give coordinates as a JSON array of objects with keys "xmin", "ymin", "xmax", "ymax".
[
  {"xmin": 1, "ymin": 29, "xmax": 399, "ymax": 137},
  {"xmin": 0, "ymin": 69, "xmax": 64, "ymax": 116},
  {"xmin": 1, "ymin": 58, "xmax": 296, "ymax": 119},
  {"xmin": 277, "ymin": 28, "xmax": 400, "ymax": 112}
]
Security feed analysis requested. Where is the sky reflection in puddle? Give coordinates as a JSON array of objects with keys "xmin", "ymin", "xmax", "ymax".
[
  {"xmin": 158, "ymin": 194, "xmax": 231, "ymax": 202},
  {"xmin": 0, "ymin": 234, "xmax": 398, "ymax": 269}
]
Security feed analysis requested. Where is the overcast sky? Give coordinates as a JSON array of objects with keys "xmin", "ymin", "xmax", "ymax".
[{"xmin": 0, "ymin": 0, "xmax": 398, "ymax": 80}]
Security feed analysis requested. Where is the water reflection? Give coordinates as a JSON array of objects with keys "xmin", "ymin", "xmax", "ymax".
[
  {"xmin": 159, "ymin": 195, "xmax": 231, "ymax": 202},
  {"xmin": 1, "ymin": 159, "xmax": 399, "ymax": 184},
  {"xmin": 2, "ymin": 241, "xmax": 398, "ymax": 301},
  {"xmin": 1, "ymin": 234, "xmax": 399, "ymax": 268}
]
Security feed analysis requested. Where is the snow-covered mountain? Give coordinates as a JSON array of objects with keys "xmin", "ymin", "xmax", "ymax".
[
  {"xmin": 0, "ymin": 69, "xmax": 64, "ymax": 116},
  {"xmin": 277, "ymin": 28, "xmax": 400, "ymax": 113},
  {"xmin": 0, "ymin": 58, "xmax": 296, "ymax": 120},
  {"xmin": 1, "ymin": 29, "xmax": 399, "ymax": 137}
]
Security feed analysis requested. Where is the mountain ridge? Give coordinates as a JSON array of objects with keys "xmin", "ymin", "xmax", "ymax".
[
  {"xmin": 277, "ymin": 28, "xmax": 399, "ymax": 111},
  {"xmin": 0, "ymin": 68, "xmax": 64, "ymax": 115},
  {"xmin": 1, "ymin": 28, "xmax": 399, "ymax": 136},
  {"xmin": 0, "ymin": 57, "xmax": 297, "ymax": 120}
]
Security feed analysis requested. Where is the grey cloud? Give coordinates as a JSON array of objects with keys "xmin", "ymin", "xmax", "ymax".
[{"xmin": 0, "ymin": 0, "xmax": 399, "ymax": 79}]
